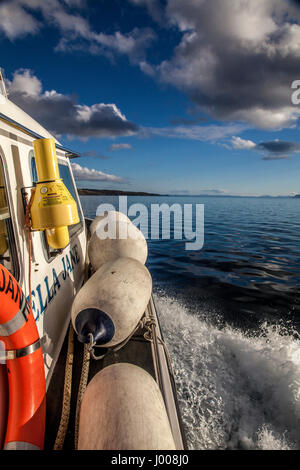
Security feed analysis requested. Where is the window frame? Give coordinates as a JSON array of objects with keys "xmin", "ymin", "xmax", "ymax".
[{"xmin": 0, "ymin": 146, "xmax": 20, "ymax": 280}]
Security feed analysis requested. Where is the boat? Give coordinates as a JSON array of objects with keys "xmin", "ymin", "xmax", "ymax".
[{"xmin": 0, "ymin": 68, "xmax": 186, "ymax": 450}]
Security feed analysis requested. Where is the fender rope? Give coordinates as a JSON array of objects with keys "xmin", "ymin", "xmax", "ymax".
[
  {"xmin": 74, "ymin": 343, "xmax": 90, "ymax": 449},
  {"xmin": 53, "ymin": 324, "xmax": 74, "ymax": 450}
]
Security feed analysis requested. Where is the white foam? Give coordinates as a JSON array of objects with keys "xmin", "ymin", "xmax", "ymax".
[{"xmin": 154, "ymin": 292, "xmax": 300, "ymax": 450}]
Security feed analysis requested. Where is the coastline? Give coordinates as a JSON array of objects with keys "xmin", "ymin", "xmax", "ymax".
[
  {"xmin": 77, "ymin": 188, "xmax": 297, "ymax": 198},
  {"xmin": 77, "ymin": 188, "xmax": 162, "ymax": 196}
]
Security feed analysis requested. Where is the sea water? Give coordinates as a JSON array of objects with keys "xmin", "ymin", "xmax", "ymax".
[{"xmin": 80, "ymin": 195, "xmax": 300, "ymax": 450}]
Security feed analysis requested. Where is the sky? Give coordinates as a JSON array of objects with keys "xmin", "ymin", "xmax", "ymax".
[{"xmin": 1, "ymin": 0, "xmax": 300, "ymax": 196}]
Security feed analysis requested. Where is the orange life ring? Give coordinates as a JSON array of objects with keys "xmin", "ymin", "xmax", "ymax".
[{"xmin": 0, "ymin": 264, "xmax": 46, "ymax": 450}]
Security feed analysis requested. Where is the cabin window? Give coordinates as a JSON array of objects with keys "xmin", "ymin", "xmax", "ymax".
[
  {"xmin": 0, "ymin": 156, "xmax": 19, "ymax": 279},
  {"xmin": 30, "ymin": 153, "xmax": 83, "ymax": 259}
]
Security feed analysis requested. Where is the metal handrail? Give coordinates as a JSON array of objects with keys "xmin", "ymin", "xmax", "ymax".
[{"xmin": 0, "ymin": 111, "xmax": 80, "ymax": 158}]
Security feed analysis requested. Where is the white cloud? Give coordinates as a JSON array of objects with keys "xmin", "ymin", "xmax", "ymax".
[
  {"xmin": 142, "ymin": 0, "xmax": 300, "ymax": 130},
  {"xmin": 7, "ymin": 69, "xmax": 138, "ymax": 139},
  {"xmin": 63, "ymin": 0, "xmax": 86, "ymax": 8},
  {"xmin": 0, "ymin": 1, "xmax": 40, "ymax": 40},
  {"xmin": 230, "ymin": 136, "xmax": 300, "ymax": 160},
  {"xmin": 0, "ymin": 1, "xmax": 156, "ymax": 64},
  {"xmin": 4, "ymin": 0, "xmax": 300, "ymax": 132},
  {"xmin": 231, "ymin": 107, "xmax": 300, "ymax": 130},
  {"xmin": 231, "ymin": 136, "xmax": 256, "ymax": 150},
  {"xmin": 8, "ymin": 68, "xmax": 42, "ymax": 96},
  {"xmin": 142, "ymin": 123, "xmax": 248, "ymax": 141},
  {"xmin": 169, "ymin": 188, "xmax": 229, "ymax": 195},
  {"xmin": 0, "ymin": 0, "xmax": 89, "ymax": 40},
  {"xmin": 55, "ymin": 27, "xmax": 156, "ymax": 64},
  {"xmin": 197, "ymin": 189, "xmax": 229, "ymax": 195},
  {"xmin": 48, "ymin": 8, "xmax": 91, "ymax": 37},
  {"xmin": 139, "ymin": 60, "xmax": 155, "ymax": 76},
  {"xmin": 71, "ymin": 162, "xmax": 125, "ymax": 182},
  {"xmin": 110, "ymin": 143, "xmax": 132, "ymax": 151}
]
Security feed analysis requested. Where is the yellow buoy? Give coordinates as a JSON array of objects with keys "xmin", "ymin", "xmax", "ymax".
[{"xmin": 30, "ymin": 138, "xmax": 79, "ymax": 249}]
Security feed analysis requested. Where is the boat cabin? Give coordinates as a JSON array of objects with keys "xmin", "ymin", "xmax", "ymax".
[{"xmin": 0, "ymin": 69, "xmax": 86, "ymax": 388}]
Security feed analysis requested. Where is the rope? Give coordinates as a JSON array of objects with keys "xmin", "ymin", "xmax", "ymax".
[
  {"xmin": 142, "ymin": 302, "xmax": 176, "ymax": 389},
  {"xmin": 74, "ymin": 343, "xmax": 90, "ymax": 449},
  {"xmin": 109, "ymin": 320, "xmax": 143, "ymax": 354},
  {"xmin": 53, "ymin": 324, "xmax": 74, "ymax": 450},
  {"xmin": 73, "ymin": 319, "xmax": 142, "ymax": 449},
  {"xmin": 157, "ymin": 336, "xmax": 176, "ymax": 380},
  {"xmin": 72, "ymin": 303, "xmax": 173, "ymax": 448}
]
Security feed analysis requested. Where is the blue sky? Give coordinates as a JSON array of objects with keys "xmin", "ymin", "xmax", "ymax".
[{"xmin": 1, "ymin": 0, "xmax": 300, "ymax": 196}]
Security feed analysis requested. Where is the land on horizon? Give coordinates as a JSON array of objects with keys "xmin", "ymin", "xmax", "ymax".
[
  {"xmin": 77, "ymin": 188, "xmax": 162, "ymax": 196},
  {"xmin": 77, "ymin": 188, "xmax": 298, "ymax": 198}
]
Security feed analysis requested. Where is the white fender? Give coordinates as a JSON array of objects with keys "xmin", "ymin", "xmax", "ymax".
[
  {"xmin": 71, "ymin": 257, "xmax": 152, "ymax": 348},
  {"xmin": 78, "ymin": 363, "xmax": 176, "ymax": 450},
  {"xmin": 89, "ymin": 211, "xmax": 130, "ymax": 237},
  {"xmin": 88, "ymin": 214, "xmax": 147, "ymax": 270}
]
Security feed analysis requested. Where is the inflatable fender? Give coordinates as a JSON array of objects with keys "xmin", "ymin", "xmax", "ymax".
[
  {"xmin": 78, "ymin": 363, "xmax": 176, "ymax": 450},
  {"xmin": 89, "ymin": 211, "xmax": 130, "ymax": 237},
  {"xmin": 88, "ymin": 213, "xmax": 147, "ymax": 270},
  {"xmin": 72, "ymin": 257, "xmax": 152, "ymax": 348}
]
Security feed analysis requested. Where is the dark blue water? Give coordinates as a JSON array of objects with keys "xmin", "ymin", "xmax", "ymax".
[{"xmin": 80, "ymin": 195, "xmax": 300, "ymax": 450}]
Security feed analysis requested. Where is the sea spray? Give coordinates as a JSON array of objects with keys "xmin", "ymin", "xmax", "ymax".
[{"xmin": 154, "ymin": 291, "xmax": 300, "ymax": 450}]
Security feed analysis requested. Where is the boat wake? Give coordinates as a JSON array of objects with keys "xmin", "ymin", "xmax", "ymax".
[{"xmin": 154, "ymin": 291, "xmax": 300, "ymax": 450}]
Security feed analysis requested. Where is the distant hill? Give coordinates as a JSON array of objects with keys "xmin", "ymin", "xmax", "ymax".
[
  {"xmin": 78, "ymin": 188, "xmax": 161, "ymax": 196},
  {"xmin": 78, "ymin": 188, "xmax": 299, "ymax": 198}
]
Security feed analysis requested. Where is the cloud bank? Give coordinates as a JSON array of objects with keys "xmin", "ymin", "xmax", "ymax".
[
  {"xmin": 0, "ymin": 0, "xmax": 156, "ymax": 63},
  {"xmin": 71, "ymin": 162, "xmax": 125, "ymax": 182},
  {"xmin": 7, "ymin": 69, "xmax": 138, "ymax": 139},
  {"xmin": 143, "ymin": 123, "xmax": 248, "ymax": 141},
  {"xmin": 230, "ymin": 136, "xmax": 300, "ymax": 160},
  {"xmin": 3, "ymin": 0, "xmax": 300, "ymax": 133},
  {"xmin": 231, "ymin": 136, "xmax": 256, "ymax": 150},
  {"xmin": 136, "ymin": 0, "xmax": 300, "ymax": 129}
]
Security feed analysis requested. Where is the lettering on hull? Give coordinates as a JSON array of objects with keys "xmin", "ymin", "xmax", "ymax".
[{"xmin": 27, "ymin": 244, "xmax": 80, "ymax": 321}]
